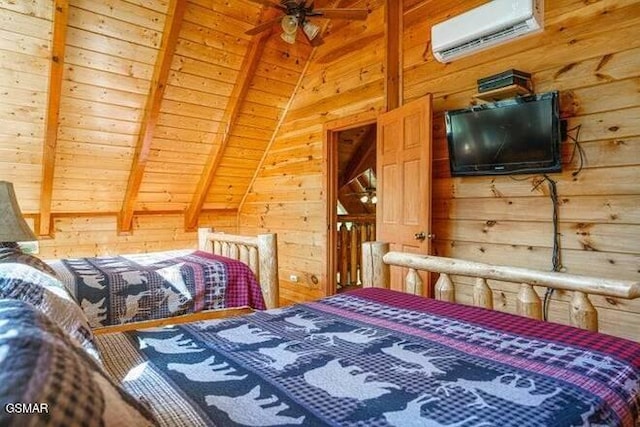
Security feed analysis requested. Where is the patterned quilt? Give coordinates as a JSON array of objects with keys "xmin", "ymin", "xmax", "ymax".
[
  {"xmin": 48, "ymin": 250, "xmax": 265, "ymax": 328},
  {"xmin": 96, "ymin": 288, "xmax": 640, "ymax": 427}
]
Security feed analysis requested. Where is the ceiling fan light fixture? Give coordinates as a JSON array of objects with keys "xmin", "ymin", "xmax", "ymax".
[
  {"xmin": 280, "ymin": 15, "xmax": 298, "ymax": 44},
  {"xmin": 360, "ymin": 194, "xmax": 369, "ymax": 204},
  {"xmin": 302, "ymin": 20, "xmax": 320, "ymax": 40},
  {"xmin": 280, "ymin": 31, "xmax": 297, "ymax": 44},
  {"xmin": 370, "ymin": 195, "xmax": 378, "ymax": 204},
  {"xmin": 281, "ymin": 15, "xmax": 298, "ymax": 34}
]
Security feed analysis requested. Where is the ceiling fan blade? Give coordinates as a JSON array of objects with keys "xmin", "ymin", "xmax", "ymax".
[
  {"xmin": 308, "ymin": 32, "xmax": 324, "ymax": 47},
  {"xmin": 313, "ymin": 8, "xmax": 369, "ymax": 20},
  {"xmin": 245, "ymin": 16, "xmax": 283, "ymax": 36}
]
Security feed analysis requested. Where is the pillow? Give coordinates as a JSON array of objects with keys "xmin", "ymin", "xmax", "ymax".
[
  {"xmin": 0, "ymin": 299, "xmax": 157, "ymax": 427},
  {"xmin": 0, "ymin": 263, "xmax": 99, "ymax": 361},
  {"xmin": 0, "ymin": 247, "xmax": 60, "ymax": 279}
]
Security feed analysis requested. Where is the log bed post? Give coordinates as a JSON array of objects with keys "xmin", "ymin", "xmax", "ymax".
[
  {"xmin": 516, "ymin": 283, "xmax": 542, "ymax": 320},
  {"xmin": 435, "ymin": 273, "xmax": 455, "ymax": 302},
  {"xmin": 198, "ymin": 227, "xmax": 214, "ymax": 252},
  {"xmin": 473, "ymin": 277, "xmax": 493, "ymax": 309},
  {"xmin": 570, "ymin": 291, "xmax": 598, "ymax": 331},
  {"xmin": 257, "ymin": 233, "xmax": 279, "ymax": 309},
  {"xmin": 362, "ymin": 242, "xmax": 390, "ymax": 288},
  {"xmin": 405, "ymin": 268, "xmax": 423, "ymax": 295}
]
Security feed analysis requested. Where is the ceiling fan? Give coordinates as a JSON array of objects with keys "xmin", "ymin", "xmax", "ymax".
[
  {"xmin": 245, "ymin": 0, "xmax": 369, "ymax": 46},
  {"xmin": 351, "ymin": 188, "xmax": 377, "ymax": 204},
  {"xmin": 344, "ymin": 168, "xmax": 377, "ymax": 204}
]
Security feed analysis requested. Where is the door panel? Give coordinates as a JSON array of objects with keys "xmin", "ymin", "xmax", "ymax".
[
  {"xmin": 403, "ymin": 159, "xmax": 421, "ymax": 225},
  {"xmin": 377, "ymin": 95, "xmax": 433, "ymax": 295},
  {"xmin": 381, "ymin": 164, "xmax": 398, "ymax": 223}
]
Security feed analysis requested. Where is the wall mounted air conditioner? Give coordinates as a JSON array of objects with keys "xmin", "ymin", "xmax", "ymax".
[{"xmin": 431, "ymin": 0, "xmax": 544, "ymax": 63}]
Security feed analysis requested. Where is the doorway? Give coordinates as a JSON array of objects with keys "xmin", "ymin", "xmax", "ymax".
[
  {"xmin": 323, "ymin": 112, "xmax": 378, "ymax": 296},
  {"xmin": 323, "ymin": 96, "xmax": 433, "ymax": 297}
]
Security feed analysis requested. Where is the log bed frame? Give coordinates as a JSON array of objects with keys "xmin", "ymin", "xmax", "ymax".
[
  {"xmin": 197, "ymin": 227, "xmax": 278, "ymax": 310},
  {"xmin": 93, "ymin": 228, "xmax": 278, "ymax": 334},
  {"xmin": 362, "ymin": 242, "xmax": 640, "ymax": 332}
]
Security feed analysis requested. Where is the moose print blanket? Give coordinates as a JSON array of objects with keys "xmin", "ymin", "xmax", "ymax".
[
  {"xmin": 96, "ymin": 288, "xmax": 640, "ymax": 427},
  {"xmin": 48, "ymin": 250, "xmax": 265, "ymax": 327}
]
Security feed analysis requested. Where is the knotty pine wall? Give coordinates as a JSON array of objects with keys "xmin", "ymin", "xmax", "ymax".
[
  {"xmin": 31, "ymin": 211, "xmax": 237, "ymax": 259},
  {"xmin": 240, "ymin": 0, "xmax": 640, "ymax": 341},
  {"xmin": 0, "ymin": 1, "xmax": 53, "ymax": 211},
  {"xmin": 239, "ymin": 0, "xmax": 387, "ymax": 305}
]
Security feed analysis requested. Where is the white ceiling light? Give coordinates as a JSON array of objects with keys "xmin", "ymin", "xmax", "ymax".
[
  {"xmin": 280, "ymin": 15, "xmax": 298, "ymax": 44},
  {"xmin": 302, "ymin": 20, "xmax": 320, "ymax": 40}
]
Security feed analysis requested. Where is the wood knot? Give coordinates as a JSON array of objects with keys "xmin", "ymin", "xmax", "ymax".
[
  {"xmin": 554, "ymin": 63, "xmax": 576, "ymax": 79},
  {"xmin": 596, "ymin": 53, "xmax": 613, "ymax": 71},
  {"xmin": 608, "ymin": 126, "xmax": 620, "ymax": 132}
]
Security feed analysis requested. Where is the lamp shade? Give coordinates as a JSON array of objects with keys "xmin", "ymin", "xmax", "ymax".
[
  {"xmin": 281, "ymin": 15, "xmax": 298, "ymax": 34},
  {"xmin": 0, "ymin": 181, "xmax": 37, "ymax": 242},
  {"xmin": 302, "ymin": 20, "xmax": 320, "ymax": 40},
  {"xmin": 280, "ymin": 15, "xmax": 298, "ymax": 44}
]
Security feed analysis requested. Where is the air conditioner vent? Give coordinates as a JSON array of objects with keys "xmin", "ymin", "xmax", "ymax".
[
  {"xmin": 431, "ymin": 0, "xmax": 544, "ymax": 63},
  {"xmin": 439, "ymin": 21, "xmax": 531, "ymax": 62}
]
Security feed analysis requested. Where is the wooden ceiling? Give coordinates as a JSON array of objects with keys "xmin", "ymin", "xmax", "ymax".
[{"xmin": 0, "ymin": 0, "xmax": 380, "ymax": 235}]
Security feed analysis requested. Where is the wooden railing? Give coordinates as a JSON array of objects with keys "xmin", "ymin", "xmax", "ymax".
[
  {"xmin": 337, "ymin": 214, "xmax": 376, "ymax": 287},
  {"xmin": 362, "ymin": 242, "xmax": 640, "ymax": 331}
]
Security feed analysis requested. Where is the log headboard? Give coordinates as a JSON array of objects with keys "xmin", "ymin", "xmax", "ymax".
[
  {"xmin": 362, "ymin": 241, "xmax": 640, "ymax": 332},
  {"xmin": 198, "ymin": 228, "xmax": 279, "ymax": 309}
]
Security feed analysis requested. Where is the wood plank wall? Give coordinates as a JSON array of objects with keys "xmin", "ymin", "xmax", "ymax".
[
  {"xmin": 31, "ymin": 210, "xmax": 236, "ymax": 259},
  {"xmin": 240, "ymin": 0, "xmax": 386, "ymax": 305},
  {"xmin": 0, "ymin": 1, "xmax": 53, "ymax": 211},
  {"xmin": 1, "ymin": 1, "xmax": 270, "ymax": 254},
  {"xmin": 54, "ymin": 0, "xmax": 168, "ymax": 213},
  {"xmin": 240, "ymin": 0, "xmax": 640, "ymax": 341}
]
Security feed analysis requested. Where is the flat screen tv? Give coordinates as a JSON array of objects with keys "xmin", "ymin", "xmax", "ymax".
[{"xmin": 445, "ymin": 91, "xmax": 561, "ymax": 176}]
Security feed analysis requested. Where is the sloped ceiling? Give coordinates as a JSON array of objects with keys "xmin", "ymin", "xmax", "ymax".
[{"xmin": 0, "ymin": 0, "xmax": 377, "ymax": 235}]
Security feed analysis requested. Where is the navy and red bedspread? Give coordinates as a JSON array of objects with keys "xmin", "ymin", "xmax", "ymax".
[
  {"xmin": 96, "ymin": 288, "xmax": 640, "ymax": 426},
  {"xmin": 48, "ymin": 250, "xmax": 265, "ymax": 327}
]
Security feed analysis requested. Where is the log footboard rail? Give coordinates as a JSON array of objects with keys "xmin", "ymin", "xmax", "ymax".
[
  {"xmin": 198, "ymin": 228, "xmax": 279, "ymax": 309},
  {"xmin": 362, "ymin": 242, "xmax": 640, "ymax": 331}
]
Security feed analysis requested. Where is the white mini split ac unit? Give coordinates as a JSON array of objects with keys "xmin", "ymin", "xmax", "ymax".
[{"xmin": 431, "ymin": 0, "xmax": 544, "ymax": 63}]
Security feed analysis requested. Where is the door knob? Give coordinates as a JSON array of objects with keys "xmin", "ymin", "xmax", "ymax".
[{"xmin": 414, "ymin": 232, "xmax": 435, "ymax": 241}]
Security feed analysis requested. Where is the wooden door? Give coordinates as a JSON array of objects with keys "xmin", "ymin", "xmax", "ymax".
[{"xmin": 377, "ymin": 95, "xmax": 433, "ymax": 295}]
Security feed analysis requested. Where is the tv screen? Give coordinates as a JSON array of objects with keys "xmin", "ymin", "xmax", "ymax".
[{"xmin": 446, "ymin": 91, "xmax": 561, "ymax": 176}]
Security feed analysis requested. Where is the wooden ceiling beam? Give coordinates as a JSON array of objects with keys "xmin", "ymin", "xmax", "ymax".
[
  {"xmin": 118, "ymin": 0, "xmax": 187, "ymax": 234},
  {"xmin": 38, "ymin": 0, "xmax": 69, "ymax": 237},
  {"xmin": 385, "ymin": 0, "xmax": 403, "ymax": 111},
  {"xmin": 184, "ymin": 8, "xmax": 280, "ymax": 231}
]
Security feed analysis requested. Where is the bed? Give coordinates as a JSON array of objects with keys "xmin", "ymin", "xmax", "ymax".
[
  {"xmin": 46, "ymin": 228, "xmax": 279, "ymax": 331},
  {"xmin": 91, "ymin": 243, "xmax": 640, "ymax": 427}
]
